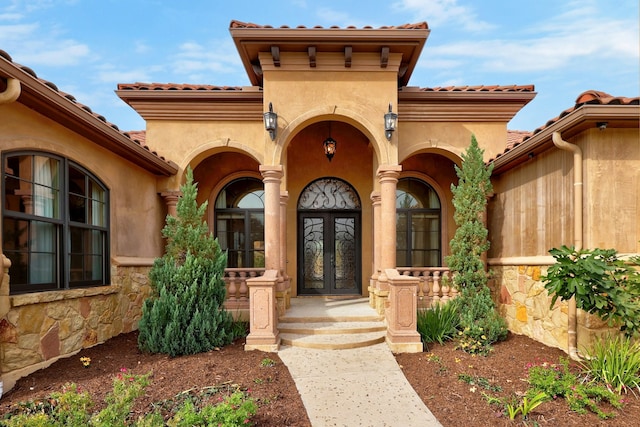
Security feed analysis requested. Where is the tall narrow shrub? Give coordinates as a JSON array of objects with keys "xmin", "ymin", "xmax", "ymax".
[
  {"xmin": 138, "ymin": 167, "xmax": 234, "ymax": 357},
  {"xmin": 445, "ymin": 135, "xmax": 507, "ymax": 354}
]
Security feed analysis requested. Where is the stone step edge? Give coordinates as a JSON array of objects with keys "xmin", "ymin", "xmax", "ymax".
[
  {"xmin": 279, "ymin": 315, "xmax": 384, "ymax": 323},
  {"xmin": 280, "ymin": 333, "xmax": 386, "ymax": 350},
  {"xmin": 279, "ymin": 324, "xmax": 386, "ymax": 335}
]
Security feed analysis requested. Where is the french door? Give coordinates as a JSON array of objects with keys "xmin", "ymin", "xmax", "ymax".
[{"xmin": 298, "ymin": 212, "xmax": 360, "ymax": 295}]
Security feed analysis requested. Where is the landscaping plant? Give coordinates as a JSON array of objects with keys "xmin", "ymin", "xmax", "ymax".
[
  {"xmin": 417, "ymin": 299, "xmax": 460, "ymax": 346},
  {"xmin": 581, "ymin": 334, "xmax": 640, "ymax": 395},
  {"xmin": 445, "ymin": 135, "xmax": 507, "ymax": 354},
  {"xmin": 138, "ymin": 167, "xmax": 236, "ymax": 357},
  {"xmin": 542, "ymin": 245, "xmax": 640, "ymax": 336}
]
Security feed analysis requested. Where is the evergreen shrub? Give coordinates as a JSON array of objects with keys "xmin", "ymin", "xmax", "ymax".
[{"xmin": 138, "ymin": 167, "xmax": 234, "ymax": 357}]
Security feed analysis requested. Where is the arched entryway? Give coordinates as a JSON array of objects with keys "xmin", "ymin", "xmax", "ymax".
[{"xmin": 297, "ymin": 177, "xmax": 361, "ymax": 295}]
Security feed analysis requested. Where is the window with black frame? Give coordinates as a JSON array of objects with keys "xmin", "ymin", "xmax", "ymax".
[
  {"xmin": 396, "ymin": 177, "xmax": 441, "ymax": 267},
  {"xmin": 214, "ymin": 178, "xmax": 264, "ymax": 268},
  {"xmin": 2, "ymin": 152, "xmax": 109, "ymax": 294}
]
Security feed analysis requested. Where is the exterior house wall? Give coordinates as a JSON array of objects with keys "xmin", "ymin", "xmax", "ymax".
[
  {"xmin": 488, "ymin": 127, "xmax": 640, "ymax": 352},
  {"xmin": 0, "ymin": 101, "xmax": 164, "ymax": 391}
]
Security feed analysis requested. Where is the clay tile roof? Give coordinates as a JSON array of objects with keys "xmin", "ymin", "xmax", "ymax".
[
  {"xmin": 492, "ymin": 90, "xmax": 639, "ymax": 165},
  {"xmin": 520, "ymin": 90, "xmax": 639, "ymax": 143},
  {"xmin": 229, "ymin": 20, "xmax": 429, "ymax": 30},
  {"xmin": 421, "ymin": 85, "xmax": 535, "ymax": 93},
  {"xmin": 117, "ymin": 83, "xmax": 244, "ymax": 91},
  {"xmin": 0, "ymin": 49, "xmax": 177, "ymax": 175},
  {"xmin": 506, "ymin": 130, "xmax": 532, "ymax": 149}
]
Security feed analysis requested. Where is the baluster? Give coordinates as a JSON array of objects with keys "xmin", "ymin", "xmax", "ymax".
[
  {"xmin": 447, "ymin": 271, "xmax": 458, "ymax": 300},
  {"xmin": 227, "ymin": 271, "xmax": 237, "ymax": 302},
  {"xmin": 441, "ymin": 270, "xmax": 450, "ymax": 303},
  {"xmin": 432, "ymin": 271, "xmax": 441, "ymax": 306},
  {"xmin": 238, "ymin": 271, "xmax": 249, "ymax": 301}
]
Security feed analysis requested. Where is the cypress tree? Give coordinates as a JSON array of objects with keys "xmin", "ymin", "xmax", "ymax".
[
  {"xmin": 138, "ymin": 167, "xmax": 233, "ymax": 357},
  {"xmin": 445, "ymin": 135, "xmax": 507, "ymax": 354}
]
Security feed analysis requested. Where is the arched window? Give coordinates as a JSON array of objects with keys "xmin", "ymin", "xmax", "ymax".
[
  {"xmin": 2, "ymin": 152, "xmax": 109, "ymax": 294},
  {"xmin": 214, "ymin": 178, "xmax": 264, "ymax": 268},
  {"xmin": 396, "ymin": 177, "xmax": 441, "ymax": 267}
]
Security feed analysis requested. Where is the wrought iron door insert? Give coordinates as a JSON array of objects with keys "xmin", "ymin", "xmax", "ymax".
[{"xmin": 297, "ymin": 178, "xmax": 361, "ymax": 295}]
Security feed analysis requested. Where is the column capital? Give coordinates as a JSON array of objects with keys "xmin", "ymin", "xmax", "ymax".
[
  {"xmin": 376, "ymin": 164, "xmax": 402, "ymax": 182},
  {"xmin": 280, "ymin": 190, "xmax": 289, "ymax": 204},
  {"xmin": 370, "ymin": 190, "xmax": 381, "ymax": 204},
  {"xmin": 259, "ymin": 165, "xmax": 283, "ymax": 182}
]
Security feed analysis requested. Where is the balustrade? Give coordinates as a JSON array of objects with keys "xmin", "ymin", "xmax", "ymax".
[
  {"xmin": 224, "ymin": 268, "xmax": 265, "ymax": 311},
  {"xmin": 396, "ymin": 267, "xmax": 456, "ymax": 309}
]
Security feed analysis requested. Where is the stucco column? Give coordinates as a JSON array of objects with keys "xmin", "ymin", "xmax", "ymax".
[
  {"xmin": 377, "ymin": 165, "xmax": 401, "ymax": 270},
  {"xmin": 160, "ymin": 190, "xmax": 182, "ymax": 217},
  {"xmin": 259, "ymin": 166, "xmax": 283, "ymax": 273},
  {"xmin": 375, "ymin": 165, "xmax": 401, "ymax": 314},
  {"xmin": 279, "ymin": 191, "xmax": 290, "ymax": 310},
  {"xmin": 369, "ymin": 191, "xmax": 381, "ymax": 307}
]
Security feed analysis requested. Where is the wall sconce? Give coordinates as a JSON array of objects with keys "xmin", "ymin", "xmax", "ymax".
[
  {"xmin": 263, "ymin": 102, "xmax": 277, "ymax": 140},
  {"xmin": 384, "ymin": 103, "xmax": 398, "ymax": 140},
  {"xmin": 323, "ymin": 136, "xmax": 337, "ymax": 162}
]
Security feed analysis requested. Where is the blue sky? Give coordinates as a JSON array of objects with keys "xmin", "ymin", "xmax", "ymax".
[{"xmin": 1, "ymin": 0, "xmax": 638, "ymax": 132}]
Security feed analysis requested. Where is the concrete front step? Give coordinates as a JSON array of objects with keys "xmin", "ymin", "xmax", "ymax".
[
  {"xmin": 279, "ymin": 318, "xmax": 387, "ymax": 350},
  {"xmin": 280, "ymin": 330, "xmax": 386, "ymax": 350}
]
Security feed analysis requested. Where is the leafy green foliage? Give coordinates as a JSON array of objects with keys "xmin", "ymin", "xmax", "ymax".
[
  {"xmin": 1, "ymin": 372, "xmax": 257, "ymax": 427},
  {"xmin": 505, "ymin": 391, "xmax": 548, "ymax": 421},
  {"xmin": 581, "ymin": 334, "xmax": 640, "ymax": 395},
  {"xmin": 445, "ymin": 135, "xmax": 493, "ymax": 290},
  {"xmin": 527, "ymin": 358, "xmax": 622, "ymax": 419},
  {"xmin": 417, "ymin": 300, "xmax": 460, "ymax": 345},
  {"xmin": 138, "ymin": 167, "xmax": 235, "ymax": 357},
  {"xmin": 542, "ymin": 245, "xmax": 640, "ymax": 336}
]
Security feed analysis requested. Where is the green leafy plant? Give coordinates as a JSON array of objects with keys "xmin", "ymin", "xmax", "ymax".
[
  {"xmin": 581, "ymin": 334, "xmax": 640, "ymax": 395},
  {"xmin": 457, "ymin": 373, "xmax": 502, "ymax": 392},
  {"xmin": 455, "ymin": 287, "xmax": 508, "ymax": 355},
  {"xmin": 260, "ymin": 358, "xmax": 276, "ymax": 367},
  {"xmin": 505, "ymin": 391, "xmax": 548, "ymax": 420},
  {"xmin": 542, "ymin": 245, "xmax": 640, "ymax": 336},
  {"xmin": 527, "ymin": 358, "xmax": 622, "ymax": 419},
  {"xmin": 92, "ymin": 370, "xmax": 150, "ymax": 427},
  {"xmin": 138, "ymin": 167, "xmax": 235, "ymax": 357},
  {"xmin": 417, "ymin": 300, "xmax": 460, "ymax": 345}
]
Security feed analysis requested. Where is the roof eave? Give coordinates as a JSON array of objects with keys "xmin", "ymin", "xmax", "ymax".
[
  {"xmin": 492, "ymin": 104, "xmax": 640, "ymax": 174},
  {"xmin": 0, "ymin": 60, "xmax": 178, "ymax": 176}
]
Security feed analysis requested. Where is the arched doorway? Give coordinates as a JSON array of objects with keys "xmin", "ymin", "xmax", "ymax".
[{"xmin": 297, "ymin": 177, "xmax": 361, "ymax": 295}]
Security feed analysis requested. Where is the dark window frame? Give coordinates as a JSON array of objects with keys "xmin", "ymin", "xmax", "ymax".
[{"xmin": 2, "ymin": 151, "xmax": 110, "ymax": 294}]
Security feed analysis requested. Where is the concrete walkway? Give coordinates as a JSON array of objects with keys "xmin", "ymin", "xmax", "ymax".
[{"xmin": 277, "ymin": 298, "xmax": 442, "ymax": 427}]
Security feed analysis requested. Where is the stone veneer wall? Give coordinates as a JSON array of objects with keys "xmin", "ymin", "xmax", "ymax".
[
  {"xmin": 0, "ymin": 258, "xmax": 152, "ymax": 392},
  {"xmin": 490, "ymin": 264, "xmax": 619, "ymax": 354}
]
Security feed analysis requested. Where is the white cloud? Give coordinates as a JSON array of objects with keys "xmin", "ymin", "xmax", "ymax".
[
  {"xmin": 172, "ymin": 39, "xmax": 242, "ymax": 77},
  {"xmin": 423, "ymin": 3, "xmax": 638, "ymax": 74},
  {"xmin": 393, "ymin": 0, "xmax": 494, "ymax": 31}
]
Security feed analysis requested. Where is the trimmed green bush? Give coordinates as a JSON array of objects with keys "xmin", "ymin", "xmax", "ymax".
[{"xmin": 138, "ymin": 167, "xmax": 234, "ymax": 357}]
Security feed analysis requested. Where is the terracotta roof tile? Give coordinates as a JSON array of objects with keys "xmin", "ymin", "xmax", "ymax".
[
  {"xmin": 0, "ymin": 49, "xmax": 175, "ymax": 170},
  {"xmin": 229, "ymin": 20, "xmax": 429, "ymax": 30},
  {"xmin": 506, "ymin": 130, "xmax": 532, "ymax": 149},
  {"xmin": 420, "ymin": 85, "xmax": 535, "ymax": 93},
  {"xmin": 520, "ymin": 90, "xmax": 639, "ymax": 143},
  {"xmin": 117, "ymin": 83, "xmax": 244, "ymax": 91},
  {"xmin": 494, "ymin": 90, "xmax": 640, "ymax": 163}
]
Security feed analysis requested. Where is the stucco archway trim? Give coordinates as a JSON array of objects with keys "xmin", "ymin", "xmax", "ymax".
[
  {"xmin": 177, "ymin": 139, "xmax": 264, "ymax": 185},
  {"xmin": 399, "ymin": 140, "xmax": 463, "ymax": 165},
  {"xmin": 272, "ymin": 106, "xmax": 390, "ymax": 166}
]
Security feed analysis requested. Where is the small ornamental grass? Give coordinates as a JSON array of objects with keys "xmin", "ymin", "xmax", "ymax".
[
  {"xmin": 581, "ymin": 334, "xmax": 640, "ymax": 395},
  {"xmin": 417, "ymin": 300, "xmax": 460, "ymax": 346}
]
